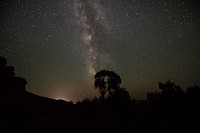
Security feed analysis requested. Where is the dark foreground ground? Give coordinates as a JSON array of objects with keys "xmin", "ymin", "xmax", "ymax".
[{"xmin": 0, "ymin": 91, "xmax": 199, "ymax": 133}]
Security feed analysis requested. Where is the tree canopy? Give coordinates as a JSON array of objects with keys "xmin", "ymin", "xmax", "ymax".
[{"xmin": 94, "ymin": 70, "xmax": 130, "ymax": 102}]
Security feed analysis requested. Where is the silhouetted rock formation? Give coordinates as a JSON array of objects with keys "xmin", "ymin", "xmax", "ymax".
[{"xmin": 0, "ymin": 56, "xmax": 72, "ymax": 133}]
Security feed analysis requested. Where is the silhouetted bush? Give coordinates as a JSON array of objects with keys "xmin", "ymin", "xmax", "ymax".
[{"xmin": 147, "ymin": 80, "xmax": 184, "ymax": 105}]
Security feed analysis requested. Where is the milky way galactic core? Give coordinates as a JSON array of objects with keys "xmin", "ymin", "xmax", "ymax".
[{"xmin": 74, "ymin": 0, "xmax": 111, "ymax": 76}]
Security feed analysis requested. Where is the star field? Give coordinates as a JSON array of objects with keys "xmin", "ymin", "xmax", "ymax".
[{"xmin": 0, "ymin": 0, "xmax": 200, "ymax": 101}]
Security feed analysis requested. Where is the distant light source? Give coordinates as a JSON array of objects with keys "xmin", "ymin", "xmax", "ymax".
[
  {"xmin": 53, "ymin": 94, "xmax": 69, "ymax": 102},
  {"xmin": 55, "ymin": 97, "xmax": 68, "ymax": 101}
]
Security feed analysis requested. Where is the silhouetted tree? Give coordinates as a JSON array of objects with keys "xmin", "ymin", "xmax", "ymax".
[
  {"xmin": 147, "ymin": 80, "xmax": 184, "ymax": 104},
  {"xmin": 159, "ymin": 80, "xmax": 183, "ymax": 95},
  {"xmin": 108, "ymin": 87, "xmax": 131, "ymax": 103},
  {"xmin": 94, "ymin": 70, "xmax": 131, "ymax": 104},
  {"xmin": 147, "ymin": 91, "xmax": 160, "ymax": 104},
  {"xmin": 186, "ymin": 84, "xmax": 200, "ymax": 96},
  {"xmin": 94, "ymin": 70, "xmax": 122, "ymax": 100},
  {"xmin": 186, "ymin": 84, "xmax": 200, "ymax": 103},
  {"xmin": 159, "ymin": 80, "xmax": 184, "ymax": 103}
]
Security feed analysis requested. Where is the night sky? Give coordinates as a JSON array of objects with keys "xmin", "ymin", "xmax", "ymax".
[{"xmin": 1, "ymin": 0, "xmax": 200, "ymax": 102}]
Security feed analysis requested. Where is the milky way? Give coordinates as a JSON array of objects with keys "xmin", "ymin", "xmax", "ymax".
[{"xmin": 74, "ymin": 0, "xmax": 110, "ymax": 76}]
